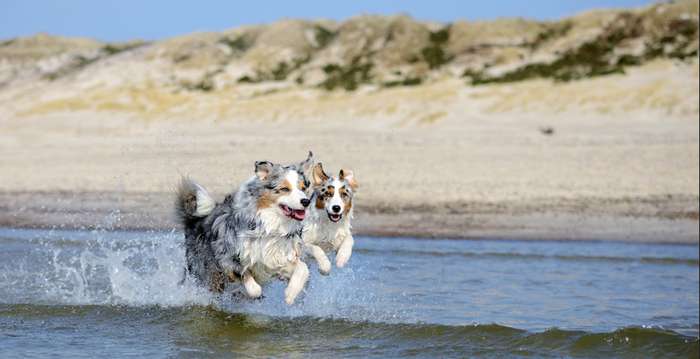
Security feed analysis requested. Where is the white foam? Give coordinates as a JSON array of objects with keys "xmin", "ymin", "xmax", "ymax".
[
  {"xmin": 2, "ymin": 229, "xmax": 213, "ymax": 307},
  {"xmin": 0, "ymin": 227, "xmax": 408, "ymax": 324}
]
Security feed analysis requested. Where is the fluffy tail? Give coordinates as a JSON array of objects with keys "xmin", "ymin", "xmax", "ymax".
[{"xmin": 175, "ymin": 177, "xmax": 215, "ymax": 223}]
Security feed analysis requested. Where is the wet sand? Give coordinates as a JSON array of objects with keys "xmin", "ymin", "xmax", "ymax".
[{"xmin": 0, "ymin": 190, "xmax": 697, "ymax": 243}]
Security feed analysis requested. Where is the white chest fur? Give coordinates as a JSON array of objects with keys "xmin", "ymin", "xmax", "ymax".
[
  {"xmin": 302, "ymin": 206, "xmax": 352, "ymax": 252},
  {"xmin": 238, "ymin": 208, "xmax": 303, "ymax": 283}
]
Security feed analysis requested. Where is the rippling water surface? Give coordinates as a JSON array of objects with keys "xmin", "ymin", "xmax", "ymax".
[{"xmin": 0, "ymin": 228, "xmax": 698, "ymax": 358}]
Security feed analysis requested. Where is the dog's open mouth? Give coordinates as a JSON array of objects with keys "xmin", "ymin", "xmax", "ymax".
[
  {"xmin": 327, "ymin": 212, "xmax": 342, "ymax": 222},
  {"xmin": 280, "ymin": 204, "xmax": 305, "ymax": 221}
]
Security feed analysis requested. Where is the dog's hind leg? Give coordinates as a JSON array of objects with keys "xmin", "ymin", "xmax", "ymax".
[
  {"xmin": 335, "ymin": 234, "xmax": 354, "ymax": 268},
  {"xmin": 209, "ymin": 271, "xmax": 226, "ymax": 293},
  {"xmin": 307, "ymin": 244, "xmax": 332, "ymax": 275},
  {"xmin": 284, "ymin": 260, "xmax": 309, "ymax": 305},
  {"xmin": 242, "ymin": 271, "xmax": 262, "ymax": 299}
]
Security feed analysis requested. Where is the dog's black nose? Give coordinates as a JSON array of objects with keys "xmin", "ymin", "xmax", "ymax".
[
  {"xmin": 332, "ymin": 205, "xmax": 341, "ymax": 213},
  {"xmin": 300, "ymin": 198, "xmax": 310, "ymax": 207}
]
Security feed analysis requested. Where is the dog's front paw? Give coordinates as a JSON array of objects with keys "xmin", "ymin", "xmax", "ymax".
[
  {"xmin": 245, "ymin": 283, "xmax": 262, "ymax": 298},
  {"xmin": 318, "ymin": 258, "xmax": 331, "ymax": 276},
  {"xmin": 243, "ymin": 277, "xmax": 262, "ymax": 298},
  {"xmin": 284, "ymin": 288, "xmax": 298, "ymax": 305},
  {"xmin": 336, "ymin": 253, "xmax": 350, "ymax": 268}
]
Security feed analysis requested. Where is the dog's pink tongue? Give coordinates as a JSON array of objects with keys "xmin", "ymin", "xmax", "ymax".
[
  {"xmin": 291, "ymin": 209, "xmax": 305, "ymax": 221},
  {"xmin": 280, "ymin": 205, "xmax": 293, "ymax": 216}
]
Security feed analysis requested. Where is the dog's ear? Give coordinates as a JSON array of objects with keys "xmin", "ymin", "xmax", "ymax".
[
  {"xmin": 298, "ymin": 151, "xmax": 314, "ymax": 177},
  {"xmin": 339, "ymin": 169, "xmax": 358, "ymax": 190},
  {"xmin": 254, "ymin": 161, "xmax": 274, "ymax": 180},
  {"xmin": 312, "ymin": 162, "xmax": 329, "ymax": 186}
]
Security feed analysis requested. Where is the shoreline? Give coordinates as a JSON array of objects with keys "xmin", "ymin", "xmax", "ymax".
[{"xmin": 1, "ymin": 190, "xmax": 697, "ymax": 244}]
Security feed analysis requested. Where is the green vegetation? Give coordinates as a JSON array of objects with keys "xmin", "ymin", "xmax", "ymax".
[
  {"xmin": 219, "ymin": 35, "xmax": 252, "ymax": 53},
  {"xmin": 313, "ymin": 25, "xmax": 336, "ymax": 48},
  {"xmin": 183, "ymin": 79, "xmax": 214, "ymax": 92},
  {"xmin": 181, "ymin": 69, "xmax": 223, "ymax": 92},
  {"xmin": 421, "ymin": 27, "xmax": 452, "ymax": 69},
  {"xmin": 647, "ymin": 18, "xmax": 699, "ymax": 59},
  {"xmin": 465, "ymin": 12, "xmax": 698, "ymax": 85},
  {"xmin": 101, "ymin": 42, "xmax": 144, "ymax": 56},
  {"xmin": 529, "ymin": 22, "xmax": 572, "ymax": 49},
  {"xmin": 320, "ymin": 57, "xmax": 373, "ymax": 91},
  {"xmin": 272, "ymin": 56, "xmax": 310, "ymax": 81},
  {"xmin": 382, "ymin": 77, "xmax": 422, "ymax": 88},
  {"xmin": 237, "ymin": 75, "xmax": 259, "ymax": 84},
  {"xmin": 236, "ymin": 57, "xmax": 310, "ymax": 83},
  {"xmin": 173, "ymin": 54, "xmax": 191, "ymax": 63},
  {"xmin": 271, "ymin": 62, "xmax": 291, "ymax": 81},
  {"xmin": 102, "ymin": 45, "xmax": 123, "ymax": 55}
]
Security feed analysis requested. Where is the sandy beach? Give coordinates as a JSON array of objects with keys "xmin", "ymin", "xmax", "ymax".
[{"xmin": 1, "ymin": 59, "xmax": 698, "ymax": 242}]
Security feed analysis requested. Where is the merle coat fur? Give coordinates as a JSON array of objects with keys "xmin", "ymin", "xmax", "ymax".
[{"xmin": 175, "ymin": 154, "xmax": 314, "ymax": 299}]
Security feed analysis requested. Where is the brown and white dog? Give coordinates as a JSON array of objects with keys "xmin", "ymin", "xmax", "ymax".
[{"xmin": 302, "ymin": 163, "xmax": 357, "ymax": 275}]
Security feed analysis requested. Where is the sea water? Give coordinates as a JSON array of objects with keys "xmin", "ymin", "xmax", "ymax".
[{"xmin": 0, "ymin": 228, "xmax": 697, "ymax": 358}]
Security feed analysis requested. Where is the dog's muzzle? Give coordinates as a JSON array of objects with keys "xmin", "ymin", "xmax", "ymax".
[
  {"xmin": 327, "ymin": 212, "xmax": 342, "ymax": 222},
  {"xmin": 280, "ymin": 204, "xmax": 306, "ymax": 221}
]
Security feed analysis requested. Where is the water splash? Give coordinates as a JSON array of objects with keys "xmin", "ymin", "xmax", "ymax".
[
  {"xmin": 0, "ymin": 228, "xmax": 212, "ymax": 307},
  {"xmin": 217, "ymin": 262, "xmax": 410, "ymax": 324},
  {"xmin": 0, "ymin": 228, "xmax": 408, "ymax": 323}
]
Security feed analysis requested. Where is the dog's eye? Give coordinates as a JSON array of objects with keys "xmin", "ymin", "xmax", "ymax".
[{"xmin": 279, "ymin": 187, "xmax": 291, "ymax": 193}]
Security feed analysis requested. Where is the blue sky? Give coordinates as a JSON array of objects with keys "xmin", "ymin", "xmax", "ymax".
[{"xmin": 1, "ymin": 0, "xmax": 655, "ymax": 42}]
